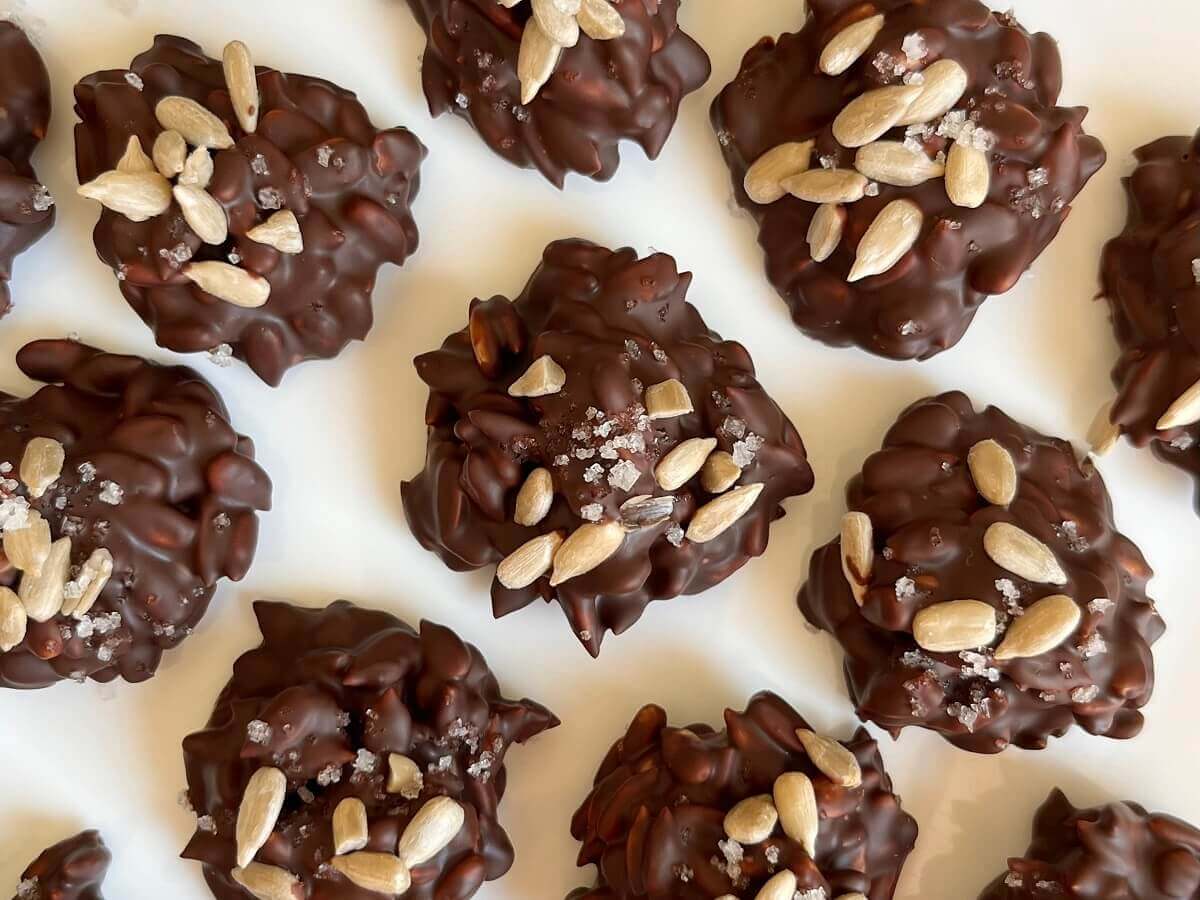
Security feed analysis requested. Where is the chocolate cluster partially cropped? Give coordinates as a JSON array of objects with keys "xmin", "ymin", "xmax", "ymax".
[
  {"xmin": 711, "ymin": 0, "xmax": 1105, "ymax": 360},
  {"xmin": 979, "ymin": 789, "xmax": 1200, "ymax": 899},
  {"xmin": 0, "ymin": 22, "xmax": 55, "ymax": 317},
  {"xmin": 567, "ymin": 692, "xmax": 917, "ymax": 899},
  {"xmin": 0, "ymin": 340, "xmax": 271, "ymax": 690},
  {"xmin": 181, "ymin": 599, "xmax": 557, "ymax": 900},
  {"xmin": 12, "ymin": 831, "xmax": 111, "ymax": 900},
  {"xmin": 1099, "ymin": 129, "xmax": 1200, "ymax": 513},
  {"xmin": 74, "ymin": 34, "xmax": 425, "ymax": 385},
  {"xmin": 402, "ymin": 239, "xmax": 814, "ymax": 656},
  {"xmin": 404, "ymin": 0, "xmax": 710, "ymax": 187},
  {"xmin": 799, "ymin": 392, "xmax": 1163, "ymax": 753}
]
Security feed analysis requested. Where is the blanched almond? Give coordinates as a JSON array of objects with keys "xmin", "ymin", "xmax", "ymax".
[
  {"xmin": 155, "ymin": 96, "xmax": 235, "ymax": 149},
  {"xmin": 645, "ymin": 379, "xmax": 694, "ymax": 419},
  {"xmin": 685, "ymin": 483, "xmax": 764, "ymax": 543},
  {"xmin": 819, "ymin": 14, "xmax": 886, "ymax": 76},
  {"xmin": 397, "ymin": 796, "xmax": 465, "ymax": 866},
  {"xmin": 983, "ymin": 522, "xmax": 1068, "ymax": 585},
  {"xmin": 774, "ymin": 772, "xmax": 818, "ymax": 857},
  {"xmin": 497, "ymin": 532, "xmax": 563, "ymax": 589},
  {"xmin": 946, "ymin": 142, "xmax": 990, "ymax": 209},
  {"xmin": 549, "ymin": 521, "xmax": 623, "ymax": 586},
  {"xmin": 18, "ymin": 536, "xmax": 70, "ymax": 622},
  {"xmin": 77, "ymin": 170, "xmax": 173, "ymax": 222},
  {"xmin": 183, "ymin": 262, "xmax": 271, "ymax": 308},
  {"xmin": 807, "ymin": 203, "xmax": 845, "ymax": 263},
  {"xmin": 333, "ymin": 798, "xmax": 369, "ymax": 855},
  {"xmin": 514, "ymin": 468, "xmax": 554, "ymax": 526},
  {"xmin": 847, "ymin": 199, "xmax": 923, "ymax": 282},
  {"xmin": 723, "ymin": 795, "xmax": 778, "ymax": 845},
  {"xmin": 508, "ymin": 355, "xmax": 566, "ymax": 397},
  {"xmin": 0, "ymin": 587, "xmax": 26, "ymax": 653},
  {"xmin": 841, "ymin": 512, "xmax": 874, "ymax": 606},
  {"xmin": 912, "ymin": 599, "xmax": 997, "ymax": 652},
  {"xmin": 153, "ymin": 129, "xmax": 187, "ymax": 178},
  {"xmin": 994, "ymin": 594, "xmax": 1081, "ymax": 660},
  {"xmin": 795, "ymin": 729, "xmax": 862, "ymax": 788},
  {"xmin": 782, "ymin": 168, "xmax": 868, "ymax": 204},
  {"xmin": 897, "ymin": 59, "xmax": 969, "ymax": 126},
  {"xmin": 235, "ymin": 767, "xmax": 287, "ymax": 868},
  {"xmin": 4, "ymin": 510, "xmax": 50, "ymax": 576},
  {"xmin": 967, "ymin": 439, "xmax": 1018, "ymax": 506},
  {"xmin": 20, "ymin": 437, "xmax": 65, "ymax": 498},
  {"xmin": 832, "ymin": 84, "xmax": 924, "ymax": 148},
  {"xmin": 578, "ymin": 0, "xmax": 626, "ymax": 40},
  {"xmin": 744, "ymin": 141, "xmax": 814, "ymax": 205},
  {"xmin": 1158, "ymin": 377, "xmax": 1200, "ymax": 430},
  {"xmin": 854, "ymin": 141, "xmax": 945, "ymax": 186},
  {"xmin": 223, "ymin": 40, "xmax": 260, "ymax": 134},
  {"xmin": 116, "ymin": 135, "xmax": 155, "ymax": 173},
  {"xmin": 700, "ymin": 451, "xmax": 741, "ymax": 494},
  {"xmin": 655, "ymin": 438, "xmax": 717, "ymax": 491},
  {"xmin": 331, "ymin": 853, "xmax": 411, "ymax": 894}
]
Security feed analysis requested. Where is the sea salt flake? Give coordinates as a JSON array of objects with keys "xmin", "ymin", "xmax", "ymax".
[
  {"xmin": 864, "ymin": 181, "xmax": 880, "ymax": 196},
  {"xmin": 583, "ymin": 463, "xmax": 604, "ymax": 484},
  {"xmin": 159, "ymin": 242, "xmax": 193, "ymax": 267},
  {"xmin": 902, "ymin": 32, "xmax": 928, "ymax": 62},
  {"xmin": 899, "ymin": 320, "xmax": 920, "ymax": 336},
  {"xmin": 652, "ymin": 345, "xmax": 668, "ymax": 363},
  {"xmin": 207, "ymin": 344, "xmax": 234, "ymax": 367},
  {"xmin": 1039, "ymin": 691, "xmax": 1056, "ymax": 702},
  {"xmin": 608, "ymin": 459, "xmax": 641, "ymax": 491},
  {"xmin": 624, "ymin": 339, "xmax": 641, "ymax": 358},
  {"xmin": 665, "ymin": 523, "xmax": 685, "ymax": 546},
  {"xmin": 1005, "ymin": 873, "xmax": 1024, "ymax": 889},
  {"xmin": 98, "ymin": 481, "xmax": 124, "ymax": 505},
  {"xmin": 1078, "ymin": 632, "xmax": 1107, "ymax": 659},
  {"xmin": 895, "ymin": 576, "xmax": 919, "ymax": 601},
  {"xmin": 316, "ymin": 145, "xmax": 335, "ymax": 168},
  {"xmin": 796, "ymin": 890, "xmax": 827, "ymax": 900},
  {"xmin": 1057, "ymin": 520, "xmax": 1089, "ymax": 552},
  {"xmin": 354, "ymin": 749, "xmax": 379, "ymax": 773},
  {"xmin": 960, "ymin": 650, "xmax": 1000, "ymax": 682},
  {"xmin": 1088, "ymin": 597, "xmax": 1114, "ymax": 615},
  {"xmin": 31, "ymin": 184, "xmax": 53, "ymax": 212},
  {"xmin": 125, "ymin": 72, "xmax": 144, "ymax": 90},
  {"xmin": 455, "ymin": 92, "xmax": 470, "ymax": 109},
  {"xmin": 819, "ymin": 154, "xmax": 837, "ymax": 170},
  {"xmin": 247, "ymin": 719, "xmax": 272, "ymax": 745},
  {"xmin": 575, "ymin": 448, "xmax": 596, "ymax": 460},
  {"xmin": 317, "ymin": 764, "xmax": 342, "ymax": 786},
  {"xmin": 947, "ymin": 701, "xmax": 979, "ymax": 731},
  {"xmin": 297, "ymin": 786, "xmax": 316, "ymax": 804},
  {"xmin": 554, "ymin": 454, "xmax": 570, "ymax": 466},
  {"xmin": 676, "ymin": 865, "xmax": 694, "ymax": 883},
  {"xmin": 257, "ymin": 187, "xmax": 284, "ymax": 210},
  {"xmin": 722, "ymin": 417, "xmax": 747, "ymax": 438},
  {"xmin": 903, "ymin": 70, "xmax": 925, "ymax": 85},
  {"xmin": 1026, "ymin": 167, "xmax": 1050, "ymax": 189},
  {"xmin": 196, "ymin": 814, "xmax": 217, "ymax": 834},
  {"xmin": 580, "ymin": 503, "xmax": 603, "ymax": 522},
  {"xmin": 250, "ymin": 154, "xmax": 269, "ymax": 176},
  {"xmin": 1070, "ymin": 684, "xmax": 1100, "ymax": 703}
]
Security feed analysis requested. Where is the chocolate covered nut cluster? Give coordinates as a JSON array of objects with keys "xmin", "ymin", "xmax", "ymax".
[
  {"xmin": 0, "ymin": 340, "xmax": 270, "ymax": 690},
  {"xmin": 181, "ymin": 600, "xmax": 557, "ymax": 900},
  {"xmin": 402, "ymin": 239, "xmax": 814, "ymax": 656},
  {"xmin": 11, "ymin": 831, "xmax": 111, "ymax": 900},
  {"xmin": 74, "ymin": 35, "xmax": 425, "ymax": 385},
  {"xmin": 711, "ymin": 0, "xmax": 1105, "ymax": 360},
  {"xmin": 979, "ymin": 790, "xmax": 1200, "ymax": 899},
  {"xmin": 800, "ymin": 392, "xmax": 1163, "ymax": 753},
  {"xmin": 404, "ymin": 0, "xmax": 710, "ymax": 187},
  {"xmin": 567, "ymin": 692, "xmax": 917, "ymax": 900}
]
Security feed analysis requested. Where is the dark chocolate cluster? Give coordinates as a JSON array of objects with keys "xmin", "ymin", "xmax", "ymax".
[
  {"xmin": 12, "ymin": 831, "xmax": 110, "ymax": 900},
  {"xmin": 404, "ymin": 0, "xmax": 710, "ymax": 187},
  {"xmin": 979, "ymin": 789, "xmax": 1200, "ymax": 899},
  {"xmin": 402, "ymin": 239, "xmax": 814, "ymax": 656},
  {"xmin": 74, "ymin": 34, "xmax": 425, "ymax": 385},
  {"xmin": 0, "ymin": 340, "xmax": 271, "ymax": 690},
  {"xmin": 799, "ymin": 392, "xmax": 1163, "ymax": 753},
  {"xmin": 711, "ymin": 0, "xmax": 1105, "ymax": 360},
  {"xmin": 567, "ymin": 692, "xmax": 917, "ymax": 899},
  {"xmin": 1100, "ymin": 129, "xmax": 1200, "ymax": 513},
  {"xmin": 0, "ymin": 21, "xmax": 55, "ymax": 317},
  {"xmin": 181, "ymin": 599, "xmax": 557, "ymax": 900}
]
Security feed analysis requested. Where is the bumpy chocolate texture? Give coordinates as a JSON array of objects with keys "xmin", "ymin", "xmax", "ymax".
[
  {"xmin": 711, "ymin": 0, "xmax": 1105, "ymax": 360},
  {"xmin": 567, "ymin": 692, "xmax": 917, "ymax": 899},
  {"xmin": 12, "ymin": 831, "xmax": 111, "ymax": 900},
  {"xmin": 74, "ymin": 34, "xmax": 425, "ymax": 386},
  {"xmin": 0, "ymin": 340, "xmax": 271, "ymax": 690},
  {"xmin": 1100, "ymin": 130, "xmax": 1200, "ymax": 512},
  {"xmin": 181, "ymin": 599, "xmax": 557, "ymax": 900},
  {"xmin": 404, "ymin": 0, "xmax": 710, "ymax": 187},
  {"xmin": 0, "ymin": 21, "xmax": 55, "ymax": 317},
  {"xmin": 799, "ymin": 392, "xmax": 1163, "ymax": 753},
  {"xmin": 402, "ymin": 239, "xmax": 814, "ymax": 657},
  {"xmin": 979, "ymin": 789, "xmax": 1200, "ymax": 899}
]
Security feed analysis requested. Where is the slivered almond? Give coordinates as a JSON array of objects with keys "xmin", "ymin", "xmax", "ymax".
[
  {"xmin": 0, "ymin": 587, "xmax": 26, "ymax": 653},
  {"xmin": 179, "ymin": 147, "xmax": 214, "ymax": 188},
  {"xmin": 387, "ymin": 753, "xmax": 424, "ymax": 799},
  {"xmin": 744, "ymin": 141, "xmax": 814, "ymax": 205},
  {"xmin": 994, "ymin": 594, "xmax": 1081, "ymax": 660},
  {"xmin": 18, "ymin": 536, "xmax": 70, "ymax": 622},
  {"xmin": 331, "ymin": 854, "xmax": 411, "ymax": 894},
  {"xmin": 854, "ymin": 141, "xmax": 945, "ymax": 186},
  {"xmin": 700, "ymin": 451, "xmax": 741, "ymax": 494},
  {"xmin": 946, "ymin": 142, "xmax": 990, "ymax": 209},
  {"xmin": 153, "ymin": 129, "xmax": 187, "ymax": 178},
  {"xmin": 841, "ymin": 512, "xmax": 874, "ymax": 606},
  {"xmin": 549, "ymin": 521, "xmax": 623, "ymax": 586},
  {"xmin": 832, "ymin": 84, "xmax": 923, "ymax": 148},
  {"xmin": 508, "ymin": 355, "xmax": 566, "ymax": 397},
  {"xmin": 498, "ymin": 532, "xmax": 564, "ymax": 589},
  {"xmin": 518, "ymin": 18, "xmax": 563, "ymax": 104},
  {"xmin": 4, "ymin": 510, "xmax": 51, "ymax": 576},
  {"xmin": 1088, "ymin": 400, "xmax": 1121, "ymax": 456},
  {"xmin": 231, "ymin": 863, "xmax": 301, "ymax": 900},
  {"xmin": 247, "ymin": 210, "xmax": 304, "ymax": 254},
  {"xmin": 655, "ymin": 437, "xmax": 717, "ymax": 491},
  {"xmin": 645, "ymin": 379, "xmax": 693, "ymax": 419},
  {"xmin": 795, "ymin": 729, "xmax": 862, "ymax": 788},
  {"xmin": 782, "ymin": 168, "xmax": 868, "ymax": 205},
  {"xmin": 807, "ymin": 203, "xmax": 845, "ymax": 263},
  {"xmin": 685, "ymin": 483, "xmax": 764, "ymax": 543},
  {"xmin": 223, "ymin": 40, "xmax": 260, "ymax": 134},
  {"xmin": 847, "ymin": 198, "xmax": 923, "ymax": 282},
  {"xmin": 183, "ymin": 262, "xmax": 271, "ymax": 308},
  {"xmin": 968, "ymin": 439, "xmax": 1018, "ymax": 506},
  {"xmin": 532, "ymin": 0, "xmax": 580, "ymax": 47},
  {"xmin": 155, "ymin": 96, "xmax": 235, "ymax": 149},
  {"xmin": 983, "ymin": 522, "xmax": 1068, "ymax": 585},
  {"xmin": 577, "ymin": 0, "xmax": 625, "ymax": 40},
  {"xmin": 174, "ymin": 185, "xmax": 229, "ymax": 245},
  {"xmin": 116, "ymin": 135, "xmax": 155, "ymax": 173},
  {"xmin": 756, "ymin": 871, "xmax": 798, "ymax": 900},
  {"xmin": 20, "ymin": 437, "xmax": 65, "ymax": 498},
  {"xmin": 514, "ymin": 468, "xmax": 554, "ymax": 526},
  {"xmin": 235, "ymin": 767, "xmax": 287, "ymax": 868},
  {"xmin": 333, "ymin": 798, "xmax": 369, "ymax": 855},
  {"xmin": 819, "ymin": 13, "xmax": 886, "ymax": 76},
  {"xmin": 774, "ymin": 772, "xmax": 818, "ymax": 857},
  {"xmin": 398, "ymin": 796, "xmax": 466, "ymax": 866},
  {"xmin": 897, "ymin": 59, "xmax": 969, "ymax": 126},
  {"xmin": 65, "ymin": 548, "xmax": 113, "ymax": 618},
  {"xmin": 912, "ymin": 599, "xmax": 997, "ymax": 652},
  {"xmin": 723, "ymin": 795, "xmax": 778, "ymax": 845},
  {"xmin": 77, "ymin": 170, "xmax": 173, "ymax": 222},
  {"xmin": 1158, "ymin": 377, "xmax": 1200, "ymax": 430}
]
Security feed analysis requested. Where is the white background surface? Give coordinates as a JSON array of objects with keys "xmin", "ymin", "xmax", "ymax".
[{"xmin": 0, "ymin": 1, "xmax": 1197, "ymax": 897}]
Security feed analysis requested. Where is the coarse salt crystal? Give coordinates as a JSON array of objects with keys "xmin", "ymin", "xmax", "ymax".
[
  {"xmin": 901, "ymin": 32, "xmax": 928, "ymax": 62},
  {"xmin": 580, "ymin": 503, "xmax": 603, "ymax": 522},
  {"xmin": 1071, "ymin": 684, "xmax": 1100, "ymax": 703},
  {"xmin": 98, "ymin": 481, "xmax": 124, "ymax": 505},
  {"xmin": 246, "ymin": 720, "xmax": 272, "ymax": 745}
]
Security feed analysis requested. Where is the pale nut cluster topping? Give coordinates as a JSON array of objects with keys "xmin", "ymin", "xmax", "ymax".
[
  {"xmin": 499, "ymin": 0, "xmax": 626, "ymax": 104},
  {"xmin": 1089, "ymin": 376, "xmax": 1200, "ymax": 458},
  {"xmin": 77, "ymin": 40, "xmax": 305, "ymax": 311}
]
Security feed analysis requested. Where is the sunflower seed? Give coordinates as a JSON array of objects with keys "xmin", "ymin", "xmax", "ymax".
[
  {"xmin": 183, "ymin": 262, "xmax": 271, "ymax": 308},
  {"xmin": 517, "ymin": 19, "xmax": 562, "ymax": 104},
  {"xmin": 619, "ymin": 495, "xmax": 676, "ymax": 530},
  {"xmin": 744, "ymin": 141, "xmax": 815, "ymax": 205},
  {"xmin": 155, "ymin": 96, "xmax": 235, "ymax": 149},
  {"xmin": 116, "ymin": 135, "xmax": 155, "ymax": 173},
  {"xmin": 655, "ymin": 437, "xmax": 717, "ymax": 491},
  {"xmin": 819, "ymin": 13, "xmax": 886, "ymax": 75},
  {"xmin": 497, "ymin": 532, "xmax": 564, "ymax": 589},
  {"xmin": 514, "ymin": 468, "xmax": 555, "ymax": 526},
  {"xmin": 854, "ymin": 141, "xmax": 945, "ymax": 186},
  {"xmin": 247, "ymin": 210, "xmax": 304, "ymax": 254},
  {"xmin": 4, "ymin": 511, "xmax": 51, "ymax": 577},
  {"xmin": 700, "ymin": 451, "xmax": 741, "ymax": 494},
  {"xmin": 795, "ymin": 729, "xmax": 862, "ymax": 788},
  {"xmin": 508, "ymin": 355, "xmax": 566, "ymax": 397},
  {"xmin": 755, "ymin": 870, "xmax": 798, "ymax": 900},
  {"xmin": 686, "ymin": 483, "xmax": 764, "ymax": 543},
  {"xmin": 847, "ymin": 198, "xmax": 923, "ymax": 282},
  {"xmin": 1088, "ymin": 400, "xmax": 1121, "ymax": 456},
  {"xmin": 723, "ymin": 795, "xmax": 778, "ymax": 845},
  {"xmin": 532, "ymin": 0, "xmax": 580, "ymax": 46},
  {"xmin": 223, "ymin": 40, "xmax": 260, "ymax": 135},
  {"xmin": 77, "ymin": 170, "xmax": 173, "ymax": 222},
  {"xmin": 231, "ymin": 863, "xmax": 301, "ymax": 900},
  {"xmin": 174, "ymin": 185, "xmax": 229, "ymax": 245},
  {"xmin": 840, "ymin": 512, "xmax": 874, "ymax": 606},
  {"xmin": 0, "ymin": 587, "xmax": 26, "ymax": 653},
  {"xmin": 235, "ymin": 767, "xmax": 287, "ymax": 868},
  {"xmin": 153, "ymin": 129, "xmax": 187, "ymax": 178},
  {"xmin": 18, "ymin": 537, "xmax": 70, "ymax": 622},
  {"xmin": 897, "ymin": 59, "xmax": 969, "ymax": 126},
  {"xmin": 578, "ymin": 0, "xmax": 625, "ymax": 40},
  {"xmin": 781, "ymin": 168, "xmax": 868, "ymax": 204},
  {"xmin": 1158, "ymin": 377, "xmax": 1200, "ymax": 430},
  {"xmin": 64, "ymin": 548, "xmax": 113, "ymax": 618},
  {"xmin": 983, "ymin": 522, "xmax": 1068, "ymax": 585},
  {"xmin": 20, "ymin": 437, "xmax": 65, "ymax": 499},
  {"xmin": 398, "ymin": 796, "xmax": 465, "ymax": 867},
  {"xmin": 387, "ymin": 754, "xmax": 424, "ymax": 798},
  {"xmin": 331, "ymin": 853, "xmax": 411, "ymax": 894},
  {"xmin": 774, "ymin": 771, "xmax": 818, "ymax": 857},
  {"xmin": 968, "ymin": 439, "xmax": 1017, "ymax": 506},
  {"xmin": 946, "ymin": 142, "xmax": 990, "ymax": 209},
  {"xmin": 179, "ymin": 147, "xmax": 214, "ymax": 188},
  {"xmin": 645, "ymin": 379, "xmax": 694, "ymax": 419},
  {"xmin": 807, "ymin": 203, "xmax": 846, "ymax": 262},
  {"xmin": 912, "ymin": 599, "xmax": 997, "ymax": 652},
  {"xmin": 832, "ymin": 84, "xmax": 923, "ymax": 148},
  {"xmin": 994, "ymin": 594, "xmax": 1081, "ymax": 660},
  {"xmin": 549, "ymin": 521, "xmax": 623, "ymax": 586},
  {"xmin": 333, "ymin": 798, "xmax": 369, "ymax": 855}
]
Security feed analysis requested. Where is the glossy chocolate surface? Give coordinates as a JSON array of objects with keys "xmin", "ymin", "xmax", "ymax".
[{"xmin": 12, "ymin": 831, "xmax": 110, "ymax": 900}]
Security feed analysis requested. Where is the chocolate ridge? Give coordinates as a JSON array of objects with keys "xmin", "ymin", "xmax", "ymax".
[{"xmin": 12, "ymin": 830, "xmax": 110, "ymax": 900}]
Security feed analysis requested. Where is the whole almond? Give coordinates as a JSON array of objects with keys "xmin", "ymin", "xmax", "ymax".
[
  {"xmin": 847, "ymin": 198, "xmax": 923, "ymax": 282},
  {"xmin": 854, "ymin": 141, "xmax": 945, "ymax": 186},
  {"xmin": 897, "ymin": 59, "xmax": 970, "ymax": 126},
  {"xmin": 65, "ymin": 548, "xmax": 114, "ymax": 619},
  {"xmin": 77, "ymin": 170, "xmax": 173, "ymax": 222},
  {"xmin": 18, "ymin": 536, "xmax": 70, "ymax": 622},
  {"xmin": 808, "ymin": 203, "xmax": 846, "ymax": 263},
  {"xmin": 231, "ymin": 863, "xmax": 301, "ymax": 900},
  {"xmin": 840, "ymin": 512, "xmax": 874, "ymax": 606},
  {"xmin": 497, "ymin": 531, "xmax": 564, "ymax": 589},
  {"xmin": 235, "ymin": 767, "xmax": 287, "ymax": 868},
  {"xmin": 247, "ymin": 210, "xmax": 304, "ymax": 254},
  {"xmin": 398, "ymin": 796, "xmax": 465, "ymax": 867},
  {"xmin": 514, "ymin": 468, "xmax": 555, "ymax": 526},
  {"xmin": 968, "ymin": 439, "xmax": 1018, "ymax": 506},
  {"xmin": 994, "ymin": 594, "xmax": 1081, "ymax": 660},
  {"xmin": 20, "ymin": 436, "xmax": 65, "ymax": 498},
  {"xmin": 782, "ymin": 168, "xmax": 868, "ymax": 205},
  {"xmin": 508, "ymin": 355, "xmax": 567, "ymax": 397},
  {"xmin": 577, "ymin": 0, "xmax": 626, "ymax": 40},
  {"xmin": 819, "ymin": 13, "xmax": 886, "ymax": 76},
  {"xmin": 116, "ymin": 135, "xmax": 155, "ymax": 174},
  {"xmin": 153, "ymin": 129, "xmax": 187, "ymax": 178},
  {"xmin": 756, "ymin": 870, "xmax": 798, "ymax": 900},
  {"xmin": 184, "ymin": 262, "xmax": 271, "ymax": 308},
  {"xmin": 946, "ymin": 142, "xmax": 990, "ymax": 209},
  {"xmin": 685, "ymin": 483, "xmax": 764, "ymax": 543},
  {"xmin": 532, "ymin": 0, "xmax": 580, "ymax": 47},
  {"xmin": 0, "ymin": 587, "xmax": 27, "ymax": 653},
  {"xmin": 174, "ymin": 185, "xmax": 229, "ymax": 245},
  {"xmin": 645, "ymin": 379, "xmax": 694, "ymax": 419},
  {"xmin": 155, "ymin": 96, "xmax": 235, "ymax": 149},
  {"xmin": 4, "ymin": 510, "xmax": 50, "ymax": 576},
  {"xmin": 744, "ymin": 141, "xmax": 815, "ymax": 205},
  {"xmin": 549, "ymin": 521, "xmax": 623, "ymax": 586},
  {"xmin": 983, "ymin": 522, "xmax": 1068, "ymax": 585},
  {"xmin": 912, "ymin": 599, "xmax": 998, "ymax": 652},
  {"xmin": 387, "ymin": 753, "xmax": 424, "ymax": 799},
  {"xmin": 655, "ymin": 437, "xmax": 718, "ymax": 491},
  {"xmin": 331, "ymin": 853, "xmax": 411, "ymax": 894},
  {"xmin": 774, "ymin": 771, "xmax": 818, "ymax": 857},
  {"xmin": 223, "ymin": 40, "xmax": 260, "ymax": 134},
  {"xmin": 179, "ymin": 147, "xmax": 215, "ymax": 188},
  {"xmin": 832, "ymin": 84, "xmax": 924, "ymax": 148},
  {"xmin": 1158, "ymin": 377, "xmax": 1200, "ymax": 430},
  {"xmin": 333, "ymin": 798, "xmax": 370, "ymax": 855},
  {"xmin": 518, "ymin": 18, "xmax": 563, "ymax": 104},
  {"xmin": 795, "ymin": 729, "xmax": 862, "ymax": 788},
  {"xmin": 700, "ymin": 451, "xmax": 741, "ymax": 494},
  {"xmin": 723, "ymin": 795, "xmax": 778, "ymax": 845},
  {"xmin": 1088, "ymin": 400, "xmax": 1121, "ymax": 456}
]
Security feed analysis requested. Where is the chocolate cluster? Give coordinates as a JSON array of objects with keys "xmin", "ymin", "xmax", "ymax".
[
  {"xmin": 567, "ymin": 692, "xmax": 917, "ymax": 899},
  {"xmin": 0, "ymin": 21, "xmax": 55, "ymax": 317},
  {"xmin": 979, "ymin": 789, "xmax": 1200, "ymax": 899},
  {"xmin": 711, "ymin": 0, "xmax": 1105, "ymax": 360},
  {"xmin": 12, "ymin": 831, "xmax": 110, "ymax": 900},
  {"xmin": 74, "ymin": 34, "xmax": 425, "ymax": 385},
  {"xmin": 404, "ymin": 0, "xmax": 710, "ymax": 187},
  {"xmin": 0, "ymin": 340, "xmax": 271, "ymax": 690},
  {"xmin": 799, "ymin": 392, "xmax": 1163, "ymax": 753},
  {"xmin": 1099, "ymin": 129, "xmax": 1200, "ymax": 512},
  {"xmin": 181, "ymin": 599, "xmax": 557, "ymax": 900},
  {"xmin": 402, "ymin": 239, "xmax": 814, "ymax": 656}
]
